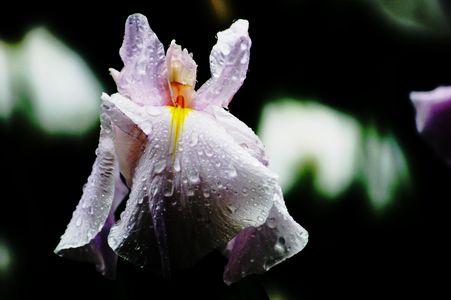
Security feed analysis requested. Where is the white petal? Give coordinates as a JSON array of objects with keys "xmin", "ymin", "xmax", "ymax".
[
  {"xmin": 108, "ymin": 108, "xmax": 278, "ymax": 274},
  {"xmin": 55, "ymin": 113, "xmax": 129, "ymax": 277},
  {"xmin": 102, "ymin": 93, "xmax": 163, "ymax": 186},
  {"xmin": 20, "ymin": 28, "xmax": 101, "ymax": 134},
  {"xmin": 207, "ymin": 105, "xmax": 268, "ymax": 166},
  {"xmin": 116, "ymin": 13, "xmax": 170, "ymax": 106},
  {"xmin": 194, "ymin": 19, "xmax": 251, "ymax": 109},
  {"xmin": 223, "ymin": 188, "xmax": 308, "ymax": 284}
]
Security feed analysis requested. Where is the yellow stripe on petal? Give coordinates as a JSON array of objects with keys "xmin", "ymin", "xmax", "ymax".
[{"xmin": 168, "ymin": 105, "xmax": 191, "ymax": 158}]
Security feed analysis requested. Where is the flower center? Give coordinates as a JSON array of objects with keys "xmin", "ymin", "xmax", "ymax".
[
  {"xmin": 170, "ymin": 81, "xmax": 192, "ymax": 108},
  {"xmin": 166, "ymin": 40, "xmax": 197, "ymax": 109}
]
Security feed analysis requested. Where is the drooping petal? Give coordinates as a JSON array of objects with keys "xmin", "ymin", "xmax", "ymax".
[
  {"xmin": 108, "ymin": 107, "xmax": 278, "ymax": 274},
  {"xmin": 223, "ymin": 188, "xmax": 308, "ymax": 285},
  {"xmin": 55, "ymin": 113, "xmax": 129, "ymax": 278},
  {"xmin": 410, "ymin": 86, "xmax": 451, "ymax": 162},
  {"xmin": 193, "ymin": 19, "xmax": 251, "ymax": 110},
  {"xmin": 207, "ymin": 105, "xmax": 268, "ymax": 166},
  {"xmin": 114, "ymin": 13, "xmax": 170, "ymax": 106}
]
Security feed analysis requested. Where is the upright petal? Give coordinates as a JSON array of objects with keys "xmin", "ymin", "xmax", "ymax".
[
  {"xmin": 108, "ymin": 108, "xmax": 278, "ymax": 274},
  {"xmin": 115, "ymin": 13, "xmax": 170, "ymax": 106},
  {"xmin": 207, "ymin": 106, "xmax": 268, "ymax": 166},
  {"xmin": 410, "ymin": 86, "xmax": 451, "ymax": 162},
  {"xmin": 223, "ymin": 188, "xmax": 308, "ymax": 285},
  {"xmin": 55, "ymin": 112, "xmax": 129, "ymax": 278},
  {"xmin": 194, "ymin": 20, "xmax": 251, "ymax": 110}
]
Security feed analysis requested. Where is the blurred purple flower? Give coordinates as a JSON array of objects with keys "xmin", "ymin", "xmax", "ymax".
[
  {"xmin": 55, "ymin": 13, "xmax": 308, "ymax": 284},
  {"xmin": 411, "ymin": 86, "xmax": 451, "ymax": 162}
]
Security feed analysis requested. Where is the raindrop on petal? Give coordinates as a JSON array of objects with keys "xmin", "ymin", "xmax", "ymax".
[
  {"xmin": 153, "ymin": 159, "xmax": 166, "ymax": 174},
  {"xmin": 267, "ymin": 217, "xmax": 277, "ymax": 229},
  {"xmin": 173, "ymin": 157, "xmax": 181, "ymax": 172}
]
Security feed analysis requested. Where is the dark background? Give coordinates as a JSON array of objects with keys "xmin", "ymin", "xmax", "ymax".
[{"xmin": 1, "ymin": 0, "xmax": 451, "ymax": 298}]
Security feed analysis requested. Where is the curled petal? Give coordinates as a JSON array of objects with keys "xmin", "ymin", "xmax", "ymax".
[
  {"xmin": 207, "ymin": 106, "xmax": 268, "ymax": 166},
  {"xmin": 102, "ymin": 93, "xmax": 157, "ymax": 186},
  {"xmin": 108, "ymin": 108, "xmax": 278, "ymax": 274},
  {"xmin": 55, "ymin": 113, "xmax": 129, "ymax": 278},
  {"xmin": 194, "ymin": 20, "xmax": 251, "ymax": 110},
  {"xmin": 115, "ymin": 13, "xmax": 170, "ymax": 106},
  {"xmin": 223, "ymin": 189, "xmax": 308, "ymax": 285},
  {"xmin": 410, "ymin": 86, "xmax": 451, "ymax": 162}
]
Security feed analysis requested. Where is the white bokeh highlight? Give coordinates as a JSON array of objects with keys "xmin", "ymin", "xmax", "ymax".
[
  {"xmin": 259, "ymin": 100, "xmax": 361, "ymax": 197},
  {"xmin": 19, "ymin": 28, "xmax": 101, "ymax": 134}
]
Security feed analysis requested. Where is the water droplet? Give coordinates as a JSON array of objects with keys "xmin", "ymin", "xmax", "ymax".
[
  {"xmin": 173, "ymin": 157, "xmax": 181, "ymax": 172},
  {"xmin": 138, "ymin": 198, "xmax": 144, "ymax": 204},
  {"xmin": 136, "ymin": 59, "xmax": 147, "ymax": 75},
  {"xmin": 249, "ymin": 258, "xmax": 255, "ymax": 263},
  {"xmin": 240, "ymin": 55, "xmax": 248, "ymax": 64},
  {"xmin": 187, "ymin": 189, "xmax": 195, "ymax": 197},
  {"xmin": 163, "ymin": 179, "xmax": 174, "ymax": 197},
  {"xmin": 274, "ymin": 241, "xmax": 286, "ymax": 255},
  {"xmin": 240, "ymin": 43, "xmax": 248, "ymax": 50},
  {"xmin": 215, "ymin": 161, "xmax": 221, "ymax": 168},
  {"xmin": 154, "ymin": 160, "xmax": 166, "ymax": 174},
  {"xmin": 75, "ymin": 217, "xmax": 82, "ymax": 227},
  {"xmin": 227, "ymin": 204, "xmax": 237, "ymax": 213},
  {"xmin": 242, "ymin": 187, "xmax": 248, "ymax": 196},
  {"xmin": 257, "ymin": 215, "xmax": 265, "ymax": 222},
  {"xmin": 225, "ymin": 166, "xmax": 237, "ymax": 178},
  {"xmin": 203, "ymin": 191, "xmax": 210, "ymax": 198},
  {"xmin": 267, "ymin": 217, "xmax": 277, "ymax": 229},
  {"xmin": 220, "ymin": 43, "xmax": 231, "ymax": 55},
  {"xmin": 190, "ymin": 132, "xmax": 198, "ymax": 146},
  {"xmin": 205, "ymin": 148, "xmax": 214, "ymax": 157},
  {"xmin": 89, "ymin": 206, "xmax": 94, "ymax": 215},
  {"xmin": 187, "ymin": 169, "xmax": 200, "ymax": 183}
]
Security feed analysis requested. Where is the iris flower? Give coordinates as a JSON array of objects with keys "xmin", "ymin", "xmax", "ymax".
[
  {"xmin": 55, "ymin": 13, "xmax": 308, "ymax": 284},
  {"xmin": 410, "ymin": 86, "xmax": 451, "ymax": 162}
]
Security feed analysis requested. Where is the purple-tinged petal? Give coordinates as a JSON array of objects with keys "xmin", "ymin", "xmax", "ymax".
[
  {"xmin": 207, "ymin": 105, "xmax": 268, "ymax": 166},
  {"xmin": 115, "ymin": 13, "xmax": 170, "ymax": 106},
  {"xmin": 410, "ymin": 86, "xmax": 451, "ymax": 162},
  {"xmin": 223, "ymin": 189, "xmax": 308, "ymax": 285},
  {"xmin": 108, "ymin": 108, "xmax": 278, "ymax": 274},
  {"xmin": 55, "ymin": 113, "xmax": 129, "ymax": 278},
  {"xmin": 193, "ymin": 20, "xmax": 251, "ymax": 110}
]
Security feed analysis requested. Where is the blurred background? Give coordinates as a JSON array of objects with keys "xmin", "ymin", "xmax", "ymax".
[{"xmin": 1, "ymin": 0, "xmax": 451, "ymax": 298}]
